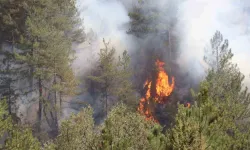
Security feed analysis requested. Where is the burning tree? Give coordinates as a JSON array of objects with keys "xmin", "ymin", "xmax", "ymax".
[{"xmin": 138, "ymin": 59, "xmax": 175, "ymax": 122}]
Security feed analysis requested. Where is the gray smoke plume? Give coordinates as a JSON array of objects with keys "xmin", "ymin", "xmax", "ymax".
[
  {"xmin": 176, "ymin": 0, "xmax": 250, "ymax": 86},
  {"xmin": 74, "ymin": 0, "xmax": 250, "ymax": 89}
]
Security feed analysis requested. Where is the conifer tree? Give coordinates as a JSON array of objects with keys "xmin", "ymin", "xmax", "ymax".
[
  {"xmin": 166, "ymin": 103, "xmax": 206, "ymax": 150},
  {"xmin": 0, "ymin": 0, "xmax": 84, "ymax": 135},
  {"xmin": 0, "ymin": 0, "xmax": 29, "ymax": 116},
  {"xmin": 14, "ymin": 0, "xmax": 83, "ymax": 134},
  {"xmin": 87, "ymin": 39, "xmax": 117, "ymax": 116},
  {"xmin": 128, "ymin": 0, "xmax": 178, "ymax": 38},
  {"xmin": 0, "ymin": 99, "xmax": 40, "ymax": 150},
  {"xmin": 166, "ymin": 31, "xmax": 250, "ymax": 150},
  {"xmin": 115, "ymin": 50, "xmax": 137, "ymax": 109},
  {"xmin": 53, "ymin": 107, "xmax": 99, "ymax": 150},
  {"xmin": 101, "ymin": 104, "xmax": 157, "ymax": 150},
  {"xmin": 203, "ymin": 31, "xmax": 250, "ymax": 149},
  {"xmin": 88, "ymin": 39, "xmax": 137, "ymax": 116}
]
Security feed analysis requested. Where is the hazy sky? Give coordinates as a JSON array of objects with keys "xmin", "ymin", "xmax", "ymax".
[{"xmin": 177, "ymin": 0, "xmax": 250, "ymax": 84}]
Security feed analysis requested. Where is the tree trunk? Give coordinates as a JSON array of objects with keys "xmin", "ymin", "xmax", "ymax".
[
  {"xmin": 7, "ymin": 31, "xmax": 15, "ymax": 114},
  {"xmin": 105, "ymin": 77, "xmax": 108, "ymax": 117},
  {"xmin": 30, "ymin": 46, "xmax": 34, "ymax": 92},
  {"xmin": 105, "ymin": 89, "xmax": 108, "ymax": 117},
  {"xmin": 53, "ymin": 83, "xmax": 59, "ymax": 136},
  {"xmin": 60, "ymin": 91, "xmax": 62, "ymax": 116},
  {"xmin": 37, "ymin": 77, "xmax": 42, "ymax": 132},
  {"xmin": 52, "ymin": 58, "xmax": 59, "ymax": 136},
  {"xmin": 8, "ymin": 81, "xmax": 11, "ymax": 114}
]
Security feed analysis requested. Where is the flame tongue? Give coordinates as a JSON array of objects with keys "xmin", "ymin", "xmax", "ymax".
[
  {"xmin": 155, "ymin": 60, "xmax": 175, "ymax": 103},
  {"xmin": 138, "ymin": 60, "xmax": 175, "ymax": 122}
]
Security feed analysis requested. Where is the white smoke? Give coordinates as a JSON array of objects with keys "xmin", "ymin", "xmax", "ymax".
[
  {"xmin": 73, "ymin": 0, "xmax": 137, "ymax": 77},
  {"xmin": 62, "ymin": 0, "xmax": 136, "ymax": 119},
  {"xmin": 177, "ymin": 0, "xmax": 250, "ymax": 86},
  {"xmin": 73, "ymin": 0, "xmax": 250, "ymax": 91}
]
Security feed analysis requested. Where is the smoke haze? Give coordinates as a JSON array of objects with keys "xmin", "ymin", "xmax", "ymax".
[
  {"xmin": 177, "ymin": 0, "xmax": 250, "ymax": 85},
  {"xmin": 75, "ymin": 0, "xmax": 250, "ymax": 86},
  {"xmin": 73, "ymin": 0, "xmax": 139, "ymax": 77}
]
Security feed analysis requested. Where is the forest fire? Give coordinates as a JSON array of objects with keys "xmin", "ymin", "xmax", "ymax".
[{"xmin": 138, "ymin": 60, "xmax": 175, "ymax": 122}]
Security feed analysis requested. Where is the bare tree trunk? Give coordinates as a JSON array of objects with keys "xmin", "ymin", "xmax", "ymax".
[
  {"xmin": 59, "ymin": 91, "xmax": 62, "ymax": 116},
  {"xmin": 37, "ymin": 77, "xmax": 42, "ymax": 132},
  {"xmin": 105, "ymin": 77, "xmax": 108, "ymax": 117},
  {"xmin": 53, "ymin": 79, "xmax": 58, "ymax": 136},
  {"xmin": 29, "ymin": 46, "xmax": 34, "ymax": 93},
  {"xmin": 216, "ymin": 46, "xmax": 219, "ymax": 72},
  {"xmin": 105, "ymin": 87, "xmax": 108, "ymax": 117},
  {"xmin": 7, "ymin": 81, "xmax": 11, "ymax": 114},
  {"xmin": 52, "ymin": 58, "xmax": 58, "ymax": 136},
  {"xmin": 7, "ymin": 31, "xmax": 15, "ymax": 114}
]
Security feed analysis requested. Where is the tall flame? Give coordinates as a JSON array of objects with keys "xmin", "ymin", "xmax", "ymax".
[{"xmin": 138, "ymin": 60, "xmax": 175, "ymax": 122}]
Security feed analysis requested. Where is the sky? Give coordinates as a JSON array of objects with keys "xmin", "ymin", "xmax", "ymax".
[{"xmin": 176, "ymin": 0, "xmax": 250, "ymax": 84}]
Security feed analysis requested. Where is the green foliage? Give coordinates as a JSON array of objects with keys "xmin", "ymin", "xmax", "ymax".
[
  {"xmin": 43, "ymin": 141, "xmax": 57, "ymax": 150},
  {"xmin": 4, "ymin": 127, "xmax": 41, "ymax": 150},
  {"xmin": 87, "ymin": 39, "xmax": 117, "ymax": 115},
  {"xmin": 1, "ymin": 2, "xmax": 250, "ymax": 150},
  {"xmin": 41, "ymin": 104, "xmax": 168, "ymax": 150},
  {"xmin": 116, "ymin": 50, "xmax": 137, "ymax": 108},
  {"xmin": 147, "ymin": 124, "xmax": 167, "ymax": 150},
  {"xmin": 87, "ymin": 40, "xmax": 136, "ymax": 114},
  {"xmin": 0, "ymin": 0, "xmax": 84, "ymax": 135},
  {"xmin": 0, "ymin": 99, "xmax": 11, "ymax": 138},
  {"xmin": 21, "ymin": 0, "xmax": 79, "ymax": 91},
  {"xmin": 0, "ymin": 0, "xmax": 26, "ymax": 43},
  {"xmin": 203, "ymin": 31, "xmax": 250, "ymax": 149},
  {"xmin": 54, "ymin": 106, "xmax": 99, "ymax": 150},
  {"xmin": 0, "ymin": 99, "xmax": 40, "ymax": 149},
  {"xmin": 128, "ymin": 2, "xmax": 161, "ymax": 38},
  {"xmin": 166, "ymin": 103, "xmax": 206, "ymax": 150},
  {"xmin": 100, "ymin": 103, "xmax": 159, "ymax": 150},
  {"xmin": 166, "ymin": 31, "xmax": 250, "ymax": 150}
]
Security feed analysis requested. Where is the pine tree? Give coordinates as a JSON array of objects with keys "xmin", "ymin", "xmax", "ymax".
[
  {"xmin": 203, "ymin": 31, "xmax": 250, "ymax": 149},
  {"xmin": 53, "ymin": 106, "xmax": 99, "ymax": 150},
  {"xmin": 127, "ymin": 0, "xmax": 161, "ymax": 38},
  {"xmin": 166, "ymin": 31, "xmax": 250, "ymax": 150},
  {"xmin": 166, "ymin": 104, "xmax": 206, "ymax": 150},
  {"xmin": 115, "ymin": 50, "xmax": 137, "ymax": 109},
  {"xmin": 0, "ymin": 99, "xmax": 41, "ymax": 150},
  {"xmin": 13, "ymin": 0, "xmax": 83, "ymax": 135},
  {"xmin": 101, "ymin": 103, "xmax": 158, "ymax": 150},
  {"xmin": 0, "ymin": 0, "xmax": 29, "ymax": 116},
  {"xmin": 88, "ymin": 39, "xmax": 137, "ymax": 116},
  {"xmin": 147, "ymin": 124, "xmax": 167, "ymax": 150},
  {"xmin": 127, "ymin": 0, "xmax": 178, "ymax": 38},
  {"xmin": 87, "ymin": 39, "xmax": 117, "ymax": 116},
  {"xmin": 166, "ymin": 81, "xmax": 235, "ymax": 150}
]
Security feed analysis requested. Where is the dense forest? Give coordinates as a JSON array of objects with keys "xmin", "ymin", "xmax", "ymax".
[{"xmin": 1, "ymin": 0, "xmax": 250, "ymax": 149}]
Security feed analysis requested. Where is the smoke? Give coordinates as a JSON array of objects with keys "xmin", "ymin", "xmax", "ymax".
[
  {"xmin": 176, "ymin": 0, "xmax": 250, "ymax": 86},
  {"xmin": 72, "ymin": 0, "xmax": 250, "ymax": 105},
  {"xmin": 72, "ymin": 0, "xmax": 141, "ymax": 77},
  {"xmin": 62, "ymin": 0, "xmax": 137, "ymax": 120},
  {"xmin": 64, "ymin": 0, "xmax": 250, "ymax": 124}
]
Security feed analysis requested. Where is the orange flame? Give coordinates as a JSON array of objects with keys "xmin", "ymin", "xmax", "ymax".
[{"xmin": 138, "ymin": 60, "xmax": 175, "ymax": 122}]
